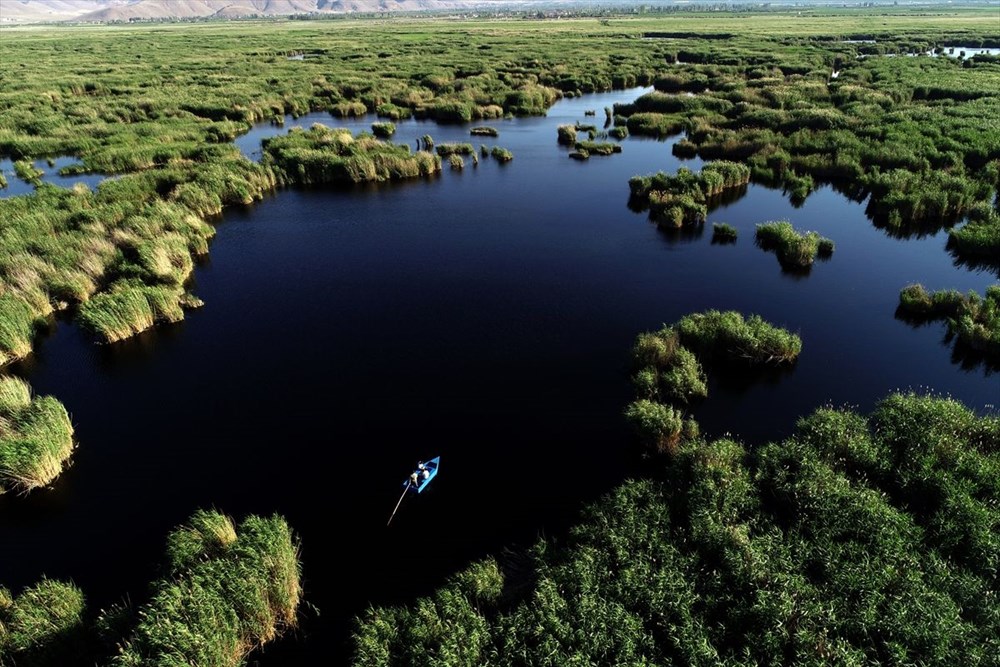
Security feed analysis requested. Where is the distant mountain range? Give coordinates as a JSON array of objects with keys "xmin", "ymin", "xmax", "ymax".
[{"xmin": 0, "ymin": 0, "xmax": 537, "ymax": 23}]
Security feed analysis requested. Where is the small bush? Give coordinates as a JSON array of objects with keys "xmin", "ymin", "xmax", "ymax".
[{"xmin": 371, "ymin": 122, "xmax": 396, "ymax": 138}]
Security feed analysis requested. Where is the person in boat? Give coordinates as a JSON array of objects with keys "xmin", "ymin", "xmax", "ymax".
[
  {"xmin": 409, "ymin": 471, "xmax": 419, "ymax": 487},
  {"xmin": 421, "ymin": 468, "xmax": 430, "ymax": 481}
]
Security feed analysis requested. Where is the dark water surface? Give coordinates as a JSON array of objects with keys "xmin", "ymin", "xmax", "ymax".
[{"xmin": 2, "ymin": 88, "xmax": 996, "ymax": 663}]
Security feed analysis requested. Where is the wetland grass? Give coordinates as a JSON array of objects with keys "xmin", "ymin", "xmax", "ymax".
[
  {"xmin": 0, "ymin": 376, "xmax": 74, "ymax": 495},
  {"xmin": 629, "ymin": 162, "xmax": 750, "ymax": 228},
  {"xmin": 676, "ymin": 310, "xmax": 802, "ymax": 365},
  {"xmin": 470, "ymin": 126, "xmax": 499, "ymax": 137},
  {"xmin": 370, "ymin": 122, "xmax": 396, "ymax": 138},
  {"xmin": 574, "ymin": 141, "xmax": 622, "ymax": 156},
  {"xmin": 712, "ymin": 222, "xmax": 738, "ymax": 243},
  {"xmin": 448, "ymin": 154, "xmax": 464, "ymax": 171},
  {"xmin": 898, "ymin": 284, "xmax": 1000, "ymax": 360},
  {"xmin": 112, "ymin": 511, "xmax": 301, "ymax": 667},
  {"xmin": 557, "ymin": 124, "xmax": 578, "ymax": 145},
  {"xmin": 263, "ymin": 125, "xmax": 441, "ymax": 185},
  {"xmin": 0, "ymin": 579, "xmax": 86, "ymax": 665},
  {"xmin": 490, "ymin": 146, "xmax": 514, "ymax": 163},
  {"xmin": 435, "ymin": 143, "xmax": 475, "ymax": 157},
  {"xmin": 755, "ymin": 220, "xmax": 834, "ymax": 270}
]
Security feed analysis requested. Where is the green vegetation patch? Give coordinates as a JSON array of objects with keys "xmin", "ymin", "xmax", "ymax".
[
  {"xmin": 755, "ymin": 220, "xmax": 835, "ymax": 270},
  {"xmin": 112, "ymin": 511, "xmax": 302, "ymax": 666},
  {"xmin": 370, "ymin": 122, "xmax": 396, "ymax": 138},
  {"xmin": 490, "ymin": 146, "xmax": 514, "ymax": 163},
  {"xmin": 77, "ymin": 282, "xmax": 199, "ymax": 344},
  {"xmin": 469, "ymin": 126, "xmax": 499, "ymax": 137},
  {"xmin": 711, "ymin": 222, "xmax": 738, "ymax": 242},
  {"xmin": 557, "ymin": 124, "xmax": 578, "ymax": 145},
  {"xmin": 898, "ymin": 284, "xmax": 1000, "ymax": 361},
  {"xmin": 352, "ymin": 392, "xmax": 1000, "ymax": 666},
  {"xmin": 263, "ymin": 125, "xmax": 441, "ymax": 185},
  {"xmin": 0, "ymin": 579, "xmax": 86, "ymax": 665},
  {"xmin": 434, "ymin": 143, "xmax": 475, "ymax": 157},
  {"xmin": 574, "ymin": 141, "xmax": 622, "ymax": 156},
  {"xmin": 629, "ymin": 161, "xmax": 750, "ymax": 228},
  {"xmin": 0, "ymin": 376, "xmax": 74, "ymax": 495},
  {"xmin": 676, "ymin": 309, "xmax": 802, "ymax": 365}
]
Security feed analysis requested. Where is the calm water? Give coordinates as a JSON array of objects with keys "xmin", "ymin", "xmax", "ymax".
[
  {"xmin": 2, "ymin": 88, "xmax": 996, "ymax": 664},
  {"xmin": 0, "ymin": 156, "xmax": 108, "ymax": 198}
]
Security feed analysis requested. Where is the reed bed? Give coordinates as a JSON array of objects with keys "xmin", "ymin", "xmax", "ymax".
[
  {"xmin": 898, "ymin": 284, "xmax": 1000, "ymax": 359},
  {"xmin": 0, "ymin": 579, "xmax": 86, "ymax": 664},
  {"xmin": 112, "ymin": 511, "xmax": 302, "ymax": 667},
  {"xmin": 0, "ymin": 376, "xmax": 74, "ymax": 495},
  {"xmin": 755, "ymin": 220, "xmax": 834, "ymax": 269}
]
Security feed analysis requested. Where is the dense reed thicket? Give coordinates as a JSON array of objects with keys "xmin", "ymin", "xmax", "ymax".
[
  {"xmin": 0, "ymin": 376, "xmax": 74, "ymax": 494},
  {"xmin": 352, "ymin": 391, "xmax": 1000, "ymax": 666},
  {"xmin": 0, "ymin": 511, "xmax": 302, "ymax": 666}
]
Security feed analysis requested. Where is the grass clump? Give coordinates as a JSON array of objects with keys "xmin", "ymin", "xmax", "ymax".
[
  {"xmin": 448, "ymin": 154, "xmax": 464, "ymax": 171},
  {"xmin": 0, "ymin": 579, "xmax": 86, "ymax": 665},
  {"xmin": 470, "ymin": 126, "xmax": 498, "ymax": 137},
  {"xmin": 435, "ymin": 143, "xmax": 475, "ymax": 157},
  {"xmin": 370, "ymin": 122, "xmax": 396, "ymax": 138},
  {"xmin": 676, "ymin": 309, "xmax": 802, "ymax": 365},
  {"xmin": 77, "ymin": 283, "xmax": 198, "ymax": 344},
  {"xmin": 0, "ymin": 376, "xmax": 74, "ymax": 495},
  {"xmin": 631, "ymin": 328, "xmax": 707, "ymax": 404},
  {"xmin": 629, "ymin": 162, "xmax": 750, "ymax": 228},
  {"xmin": 898, "ymin": 284, "xmax": 1000, "ymax": 360},
  {"xmin": 556, "ymin": 124, "xmax": 577, "ymax": 145},
  {"xmin": 263, "ymin": 125, "xmax": 440, "ymax": 186},
  {"xmin": 112, "ymin": 511, "xmax": 302, "ymax": 667},
  {"xmin": 609, "ymin": 126, "xmax": 629, "ymax": 140},
  {"xmin": 624, "ymin": 399, "xmax": 684, "ymax": 453},
  {"xmin": 0, "ymin": 171, "xmax": 7, "ymax": 189},
  {"xmin": 490, "ymin": 146, "xmax": 513, "ymax": 163},
  {"xmin": 13, "ymin": 160, "xmax": 44, "ymax": 186},
  {"xmin": 574, "ymin": 141, "xmax": 621, "ymax": 156},
  {"xmin": 755, "ymin": 220, "xmax": 834, "ymax": 269},
  {"xmin": 712, "ymin": 222, "xmax": 738, "ymax": 243}
]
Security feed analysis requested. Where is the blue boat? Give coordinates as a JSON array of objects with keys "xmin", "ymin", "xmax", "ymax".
[{"xmin": 405, "ymin": 456, "xmax": 440, "ymax": 494}]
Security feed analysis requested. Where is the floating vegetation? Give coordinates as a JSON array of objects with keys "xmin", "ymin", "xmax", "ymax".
[
  {"xmin": 712, "ymin": 222, "xmax": 738, "ymax": 243},
  {"xmin": 371, "ymin": 122, "xmax": 396, "ymax": 138},
  {"xmin": 448, "ymin": 154, "xmax": 464, "ymax": 171},
  {"xmin": 609, "ymin": 126, "xmax": 629, "ymax": 140},
  {"xmin": 490, "ymin": 146, "xmax": 513, "ymax": 162},
  {"xmin": 569, "ymin": 151, "xmax": 589, "ymax": 161},
  {"xmin": 419, "ymin": 134, "xmax": 435, "ymax": 150},
  {"xmin": 755, "ymin": 220, "xmax": 834, "ymax": 270},
  {"xmin": 470, "ymin": 126, "xmax": 499, "ymax": 137},
  {"xmin": 263, "ymin": 125, "xmax": 441, "ymax": 186},
  {"xmin": 629, "ymin": 161, "xmax": 750, "ymax": 228},
  {"xmin": 574, "ymin": 141, "xmax": 622, "ymax": 156},
  {"xmin": 631, "ymin": 327, "xmax": 707, "ymax": 404},
  {"xmin": 111, "ymin": 511, "xmax": 302, "ymax": 666},
  {"xmin": 897, "ymin": 284, "xmax": 1000, "ymax": 361},
  {"xmin": 435, "ymin": 143, "xmax": 475, "ymax": 157},
  {"xmin": 0, "ymin": 376, "xmax": 74, "ymax": 494}
]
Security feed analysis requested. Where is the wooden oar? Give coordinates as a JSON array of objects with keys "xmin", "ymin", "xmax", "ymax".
[{"xmin": 386, "ymin": 481, "xmax": 411, "ymax": 526}]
